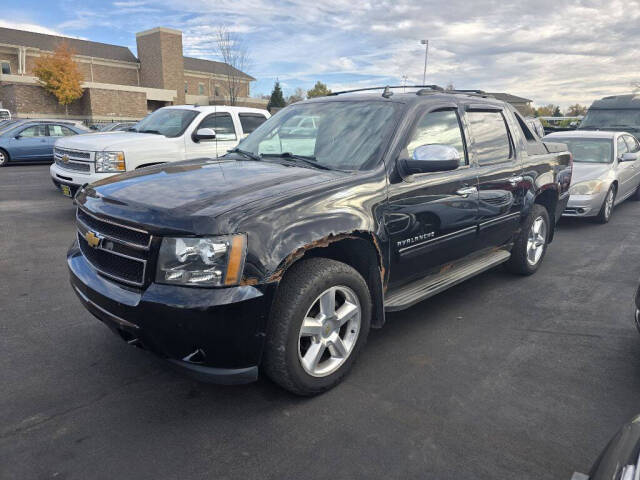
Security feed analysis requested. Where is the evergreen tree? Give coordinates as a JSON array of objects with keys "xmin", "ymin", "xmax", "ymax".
[{"xmin": 267, "ymin": 81, "xmax": 286, "ymax": 111}]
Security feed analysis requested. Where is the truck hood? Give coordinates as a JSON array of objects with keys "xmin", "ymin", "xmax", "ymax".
[
  {"xmin": 571, "ymin": 162, "xmax": 612, "ymax": 184},
  {"xmin": 78, "ymin": 158, "xmax": 346, "ymax": 233},
  {"xmin": 56, "ymin": 131, "xmax": 162, "ymax": 151}
]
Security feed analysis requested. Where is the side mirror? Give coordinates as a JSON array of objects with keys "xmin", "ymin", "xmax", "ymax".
[
  {"xmin": 619, "ymin": 152, "xmax": 638, "ymax": 162},
  {"xmin": 193, "ymin": 128, "xmax": 216, "ymax": 142},
  {"xmin": 400, "ymin": 144, "xmax": 460, "ymax": 175}
]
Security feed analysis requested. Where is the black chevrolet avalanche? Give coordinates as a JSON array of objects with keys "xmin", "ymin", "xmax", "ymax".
[{"xmin": 68, "ymin": 86, "xmax": 572, "ymax": 395}]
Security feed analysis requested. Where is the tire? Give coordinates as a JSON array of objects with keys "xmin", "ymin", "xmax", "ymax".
[
  {"xmin": 0, "ymin": 149, "xmax": 8, "ymax": 167},
  {"xmin": 505, "ymin": 204, "xmax": 550, "ymax": 275},
  {"xmin": 595, "ymin": 186, "xmax": 616, "ymax": 224},
  {"xmin": 263, "ymin": 257, "xmax": 372, "ymax": 396}
]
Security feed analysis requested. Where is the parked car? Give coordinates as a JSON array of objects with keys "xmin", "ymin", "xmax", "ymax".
[
  {"xmin": 99, "ymin": 122, "xmax": 137, "ymax": 132},
  {"xmin": 572, "ymin": 414, "xmax": 640, "ymax": 480},
  {"xmin": 0, "ymin": 120, "xmax": 88, "ymax": 167},
  {"xmin": 545, "ymin": 131, "xmax": 640, "ymax": 222},
  {"xmin": 67, "ymin": 86, "xmax": 571, "ymax": 395},
  {"xmin": 581, "ymin": 94, "xmax": 640, "ymax": 135},
  {"xmin": 50, "ymin": 105, "xmax": 270, "ymax": 197},
  {"xmin": 0, "ymin": 108, "xmax": 11, "ymax": 120}
]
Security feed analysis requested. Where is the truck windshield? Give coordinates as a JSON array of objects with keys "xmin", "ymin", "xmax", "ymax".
[
  {"xmin": 237, "ymin": 101, "xmax": 400, "ymax": 170},
  {"xmin": 551, "ymin": 137, "xmax": 613, "ymax": 163},
  {"xmin": 581, "ymin": 109, "xmax": 640, "ymax": 131},
  {"xmin": 132, "ymin": 108, "xmax": 199, "ymax": 137}
]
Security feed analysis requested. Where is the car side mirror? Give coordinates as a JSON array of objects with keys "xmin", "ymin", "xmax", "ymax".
[
  {"xmin": 619, "ymin": 152, "xmax": 638, "ymax": 162},
  {"xmin": 400, "ymin": 144, "xmax": 460, "ymax": 175},
  {"xmin": 14, "ymin": 134, "xmax": 21, "ymax": 140},
  {"xmin": 193, "ymin": 128, "xmax": 216, "ymax": 142}
]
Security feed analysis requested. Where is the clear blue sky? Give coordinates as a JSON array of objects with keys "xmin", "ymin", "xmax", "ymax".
[{"xmin": 1, "ymin": 0, "xmax": 638, "ymax": 107}]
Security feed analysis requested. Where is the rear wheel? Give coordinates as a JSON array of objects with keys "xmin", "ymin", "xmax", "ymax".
[
  {"xmin": 0, "ymin": 149, "xmax": 8, "ymax": 166},
  {"xmin": 263, "ymin": 258, "xmax": 371, "ymax": 396},
  {"xmin": 505, "ymin": 204, "xmax": 550, "ymax": 275},
  {"xmin": 595, "ymin": 186, "xmax": 615, "ymax": 224}
]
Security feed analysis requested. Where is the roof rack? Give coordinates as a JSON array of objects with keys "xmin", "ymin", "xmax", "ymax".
[{"xmin": 329, "ymin": 85, "xmax": 445, "ymax": 97}]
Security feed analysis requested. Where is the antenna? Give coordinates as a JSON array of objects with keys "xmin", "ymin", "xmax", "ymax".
[{"xmin": 382, "ymin": 86, "xmax": 393, "ymax": 98}]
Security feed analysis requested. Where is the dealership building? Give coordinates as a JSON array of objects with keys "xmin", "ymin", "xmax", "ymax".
[{"xmin": 0, "ymin": 26, "xmax": 266, "ymax": 121}]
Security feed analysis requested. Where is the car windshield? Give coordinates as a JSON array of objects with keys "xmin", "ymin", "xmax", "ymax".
[
  {"xmin": 236, "ymin": 101, "xmax": 400, "ymax": 170},
  {"xmin": 551, "ymin": 137, "xmax": 613, "ymax": 163},
  {"xmin": 132, "ymin": 108, "xmax": 199, "ymax": 137},
  {"xmin": 580, "ymin": 109, "xmax": 640, "ymax": 131}
]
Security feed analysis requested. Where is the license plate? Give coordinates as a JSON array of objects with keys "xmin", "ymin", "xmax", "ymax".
[{"xmin": 60, "ymin": 185, "xmax": 72, "ymax": 197}]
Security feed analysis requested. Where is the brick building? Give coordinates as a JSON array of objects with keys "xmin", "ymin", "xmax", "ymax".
[{"xmin": 0, "ymin": 26, "xmax": 266, "ymax": 121}]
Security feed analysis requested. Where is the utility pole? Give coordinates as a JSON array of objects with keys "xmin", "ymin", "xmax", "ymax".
[
  {"xmin": 421, "ymin": 39, "xmax": 429, "ymax": 85},
  {"xmin": 402, "ymin": 75, "xmax": 408, "ymax": 92}
]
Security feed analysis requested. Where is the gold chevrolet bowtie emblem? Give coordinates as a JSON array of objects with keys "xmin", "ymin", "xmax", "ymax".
[
  {"xmin": 61, "ymin": 154, "xmax": 70, "ymax": 163},
  {"xmin": 85, "ymin": 231, "xmax": 101, "ymax": 248}
]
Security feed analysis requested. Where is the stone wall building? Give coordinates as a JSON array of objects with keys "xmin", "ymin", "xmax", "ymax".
[{"xmin": 0, "ymin": 26, "xmax": 266, "ymax": 121}]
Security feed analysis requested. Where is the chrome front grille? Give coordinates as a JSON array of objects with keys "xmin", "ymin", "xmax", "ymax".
[
  {"xmin": 76, "ymin": 207, "xmax": 152, "ymax": 287},
  {"xmin": 55, "ymin": 157, "xmax": 90, "ymax": 172},
  {"xmin": 54, "ymin": 148, "xmax": 93, "ymax": 173}
]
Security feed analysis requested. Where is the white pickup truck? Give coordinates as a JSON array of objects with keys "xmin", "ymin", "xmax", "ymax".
[{"xmin": 50, "ymin": 105, "xmax": 270, "ymax": 197}]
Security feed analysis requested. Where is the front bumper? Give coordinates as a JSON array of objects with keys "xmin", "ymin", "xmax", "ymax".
[
  {"xmin": 562, "ymin": 191, "xmax": 607, "ymax": 217},
  {"xmin": 68, "ymin": 241, "xmax": 274, "ymax": 384},
  {"xmin": 50, "ymin": 163, "xmax": 114, "ymax": 196}
]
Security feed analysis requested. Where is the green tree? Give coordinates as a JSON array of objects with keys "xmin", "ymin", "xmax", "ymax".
[
  {"xmin": 267, "ymin": 81, "xmax": 286, "ymax": 111},
  {"xmin": 553, "ymin": 106, "xmax": 562, "ymax": 117},
  {"xmin": 33, "ymin": 42, "xmax": 84, "ymax": 116},
  {"xmin": 307, "ymin": 81, "xmax": 332, "ymax": 98},
  {"xmin": 535, "ymin": 104, "xmax": 559, "ymax": 117}
]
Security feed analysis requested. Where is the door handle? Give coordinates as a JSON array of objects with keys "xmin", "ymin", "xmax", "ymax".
[
  {"xmin": 509, "ymin": 175, "xmax": 524, "ymax": 186},
  {"xmin": 455, "ymin": 186, "xmax": 478, "ymax": 197}
]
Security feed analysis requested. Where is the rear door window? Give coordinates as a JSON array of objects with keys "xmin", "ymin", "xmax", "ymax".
[
  {"xmin": 49, "ymin": 125, "xmax": 76, "ymax": 137},
  {"xmin": 238, "ymin": 114, "xmax": 267, "ymax": 135},
  {"xmin": 467, "ymin": 111, "xmax": 513, "ymax": 164}
]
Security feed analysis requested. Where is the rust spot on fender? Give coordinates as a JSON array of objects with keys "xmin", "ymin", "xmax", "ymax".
[
  {"xmin": 239, "ymin": 277, "xmax": 259, "ymax": 286},
  {"xmin": 267, "ymin": 231, "xmax": 385, "ymax": 285}
]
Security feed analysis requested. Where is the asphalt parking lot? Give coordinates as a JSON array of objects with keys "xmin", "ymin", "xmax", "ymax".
[{"xmin": 2, "ymin": 165, "xmax": 640, "ymax": 480}]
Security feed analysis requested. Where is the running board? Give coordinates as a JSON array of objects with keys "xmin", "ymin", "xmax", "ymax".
[{"xmin": 384, "ymin": 249, "xmax": 511, "ymax": 312}]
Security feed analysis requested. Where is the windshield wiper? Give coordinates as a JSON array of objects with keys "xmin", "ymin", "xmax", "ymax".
[
  {"xmin": 261, "ymin": 152, "xmax": 332, "ymax": 170},
  {"xmin": 138, "ymin": 129, "xmax": 162, "ymax": 135},
  {"xmin": 228, "ymin": 148, "xmax": 262, "ymax": 162}
]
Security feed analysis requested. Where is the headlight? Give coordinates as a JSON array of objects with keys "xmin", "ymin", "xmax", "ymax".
[
  {"xmin": 569, "ymin": 180, "xmax": 606, "ymax": 195},
  {"xmin": 156, "ymin": 234, "xmax": 247, "ymax": 287},
  {"xmin": 95, "ymin": 151, "xmax": 125, "ymax": 173}
]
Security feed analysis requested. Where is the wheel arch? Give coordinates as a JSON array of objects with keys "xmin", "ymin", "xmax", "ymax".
[
  {"xmin": 0, "ymin": 147, "xmax": 10, "ymax": 163},
  {"xmin": 267, "ymin": 232, "xmax": 387, "ymax": 329},
  {"xmin": 534, "ymin": 188, "xmax": 558, "ymax": 242}
]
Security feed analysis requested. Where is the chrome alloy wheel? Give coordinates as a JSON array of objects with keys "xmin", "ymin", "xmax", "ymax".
[
  {"xmin": 526, "ymin": 216, "xmax": 547, "ymax": 266},
  {"xmin": 0, "ymin": 150, "xmax": 6, "ymax": 166},
  {"xmin": 604, "ymin": 189, "xmax": 614, "ymax": 220},
  {"xmin": 297, "ymin": 285, "xmax": 361, "ymax": 377}
]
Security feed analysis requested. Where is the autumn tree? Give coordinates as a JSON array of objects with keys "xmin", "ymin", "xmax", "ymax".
[
  {"xmin": 215, "ymin": 25, "xmax": 251, "ymax": 106},
  {"xmin": 566, "ymin": 104, "xmax": 587, "ymax": 116},
  {"xmin": 33, "ymin": 42, "xmax": 84, "ymax": 116},
  {"xmin": 535, "ymin": 104, "xmax": 560, "ymax": 117},
  {"xmin": 307, "ymin": 81, "xmax": 332, "ymax": 98}
]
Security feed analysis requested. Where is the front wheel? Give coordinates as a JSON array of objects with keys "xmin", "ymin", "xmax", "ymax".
[
  {"xmin": 263, "ymin": 258, "xmax": 371, "ymax": 396},
  {"xmin": 505, "ymin": 204, "xmax": 550, "ymax": 275},
  {"xmin": 595, "ymin": 186, "xmax": 616, "ymax": 224}
]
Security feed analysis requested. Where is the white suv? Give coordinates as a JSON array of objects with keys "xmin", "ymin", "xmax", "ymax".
[{"xmin": 50, "ymin": 105, "xmax": 270, "ymax": 197}]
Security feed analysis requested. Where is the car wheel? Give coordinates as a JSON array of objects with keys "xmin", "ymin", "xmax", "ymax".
[
  {"xmin": 595, "ymin": 186, "xmax": 616, "ymax": 224},
  {"xmin": 0, "ymin": 149, "xmax": 8, "ymax": 166},
  {"xmin": 505, "ymin": 204, "xmax": 550, "ymax": 275},
  {"xmin": 263, "ymin": 257, "xmax": 371, "ymax": 396}
]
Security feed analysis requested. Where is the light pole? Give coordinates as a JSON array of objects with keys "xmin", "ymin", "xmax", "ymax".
[{"xmin": 421, "ymin": 39, "xmax": 429, "ymax": 85}]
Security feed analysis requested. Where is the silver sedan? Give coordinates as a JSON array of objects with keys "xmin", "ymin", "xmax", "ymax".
[{"xmin": 544, "ymin": 130, "xmax": 640, "ymax": 223}]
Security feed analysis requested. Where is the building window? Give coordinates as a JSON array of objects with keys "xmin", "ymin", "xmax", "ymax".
[
  {"xmin": 184, "ymin": 82, "xmax": 188, "ymax": 94},
  {"xmin": 198, "ymin": 83, "xmax": 205, "ymax": 95},
  {"xmin": 1, "ymin": 61, "xmax": 10, "ymax": 75},
  {"xmin": 214, "ymin": 86, "xmax": 220, "ymax": 97}
]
